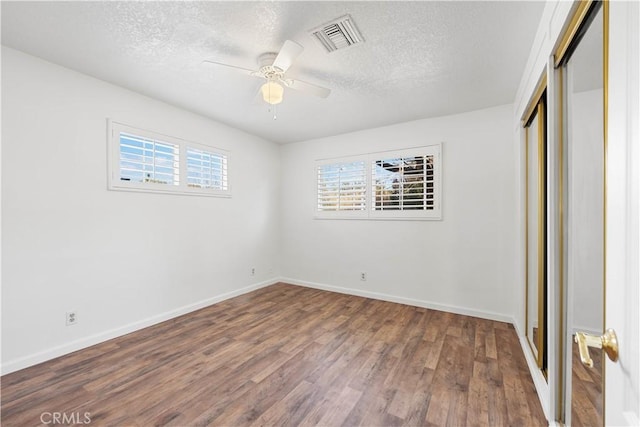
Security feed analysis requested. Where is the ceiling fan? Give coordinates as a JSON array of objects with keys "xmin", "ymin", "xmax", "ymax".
[{"xmin": 203, "ymin": 40, "xmax": 331, "ymax": 106}]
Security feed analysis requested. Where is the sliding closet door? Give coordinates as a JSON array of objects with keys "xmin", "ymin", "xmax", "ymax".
[{"xmin": 555, "ymin": 1, "xmax": 607, "ymax": 424}]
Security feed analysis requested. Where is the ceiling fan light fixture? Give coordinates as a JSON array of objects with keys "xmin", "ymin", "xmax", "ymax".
[{"xmin": 261, "ymin": 81, "xmax": 284, "ymax": 105}]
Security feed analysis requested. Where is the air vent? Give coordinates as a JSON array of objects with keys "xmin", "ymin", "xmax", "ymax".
[{"xmin": 309, "ymin": 14, "xmax": 364, "ymax": 53}]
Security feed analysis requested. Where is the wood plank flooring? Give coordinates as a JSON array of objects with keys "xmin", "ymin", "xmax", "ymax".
[
  {"xmin": 1, "ymin": 283, "xmax": 547, "ymax": 426},
  {"xmin": 571, "ymin": 339, "xmax": 603, "ymax": 427}
]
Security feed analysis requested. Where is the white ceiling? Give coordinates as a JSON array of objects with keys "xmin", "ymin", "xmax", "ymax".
[{"xmin": 1, "ymin": 1, "xmax": 544, "ymax": 144}]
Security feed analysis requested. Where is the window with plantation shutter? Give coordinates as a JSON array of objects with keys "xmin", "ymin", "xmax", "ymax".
[
  {"xmin": 108, "ymin": 121, "xmax": 231, "ymax": 197},
  {"xmin": 186, "ymin": 147, "xmax": 228, "ymax": 190},
  {"xmin": 315, "ymin": 144, "xmax": 441, "ymax": 220},
  {"xmin": 370, "ymin": 145, "xmax": 440, "ymax": 219},
  {"xmin": 317, "ymin": 160, "xmax": 367, "ymax": 217},
  {"xmin": 373, "ymin": 155, "xmax": 434, "ymax": 210},
  {"xmin": 119, "ymin": 132, "xmax": 180, "ymax": 186}
]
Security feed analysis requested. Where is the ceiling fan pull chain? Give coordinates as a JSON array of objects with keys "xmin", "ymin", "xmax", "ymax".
[
  {"xmin": 272, "ymin": 84, "xmax": 277, "ymax": 119},
  {"xmin": 267, "ymin": 102, "xmax": 277, "ymax": 120}
]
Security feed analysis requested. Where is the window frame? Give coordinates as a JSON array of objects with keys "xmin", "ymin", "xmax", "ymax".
[
  {"xmin": 108, "ymin": 120, "xmax": 231, "ymax": 197},
  {"xmin": 314, "ymin": 144, "xmax": 442, "ymax": 221}
]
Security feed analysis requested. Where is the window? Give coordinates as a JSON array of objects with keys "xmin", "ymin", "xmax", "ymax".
[
  {"xmin": 186, "ymin": 147, "xmax": 228, "ymax": 190},
  {"xmin": 108, "ymin": 121, "xmax": 230, "ymax": 197},
  {"xmin": 315, "ymin": 145, "xmax": 441, "ymax": 220},
  {"xmin": 317, "ymin": 160, "xmax": 366, "ymax": 214},
  {"xmin": 119, "ymin": 132, "xmax": 180, "ymax": 186}
]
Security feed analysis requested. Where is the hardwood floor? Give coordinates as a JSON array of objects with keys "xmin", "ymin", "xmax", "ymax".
[
  {"xmin": 1, "ymin": 283, "xmax": 546, "ymax": 426},
  {"xmin": 571, "ymin": 339, "xmax": 603, "ymax": 427}
]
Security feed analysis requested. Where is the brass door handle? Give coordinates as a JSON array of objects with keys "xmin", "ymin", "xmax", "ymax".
[{"xmin": 573, "ymin": 328, "xmax": 619, "ymax": 368}]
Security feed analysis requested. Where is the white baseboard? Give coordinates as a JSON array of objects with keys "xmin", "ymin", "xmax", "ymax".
[
  {"xmin": 1, "ymin": 278, "xmax": 279, "ymax": 375},
  {"xmin": 2, "ymin": 278, "xmax": 520, "ymax": 375},
  {"xmin": 280, "ymin": 277, "xmax": 514, "ymax": 324}
]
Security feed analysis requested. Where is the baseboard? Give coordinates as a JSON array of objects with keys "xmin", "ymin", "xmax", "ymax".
[
  {"xmin": 1, "ymin": 278, "xmax": 279, "ymax": 375},
  {"xmin": 1, "ymin": 277, "xmax": 520, "ymax": 375},
  {"xmin": 280, "ymin": 277, "xmax": 513, "ymax": 324}
]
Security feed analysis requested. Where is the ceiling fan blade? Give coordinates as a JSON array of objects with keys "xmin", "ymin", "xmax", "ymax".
[
  {"xmin": 272, "ymin": 40, "xmax": 304, "ymax": 73},
  {"xmin": 286, "ymin": 79, "xmax": 331, "ymax": 98},
  {"xmin": 201, "ymin": 60, "xmax": 257, "ymax": 76}
]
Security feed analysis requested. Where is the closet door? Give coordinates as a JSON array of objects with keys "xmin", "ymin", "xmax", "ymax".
[{"xmin": 553, "ymin": 1, "xmax": 630, "ymax": 424}]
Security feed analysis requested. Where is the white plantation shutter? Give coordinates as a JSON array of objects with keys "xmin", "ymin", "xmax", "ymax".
[
  {"xmin": 108, "ymin": 121, "xmax": 231, "ymax": 197},
  {"xmin": 186, "ymin": 147, "xmax": 228, "ymax": 190},
  {"xmin": 372, "ymin": 155, "xmax": 435, "ymax": 211},
  {"xmin": 369, "ymin": 145, "xmax": 440, "ymax": 219},
  {"xmin": 317, "ymin": 161, "xmax": 366, "ymax": 212},
  {"xmin": 119, "ymin": 132, "xmax": 180, "ymax": 186},
  {"xmin": 315, "ymin": 144, "xmax": 441, "ymax": 220}
]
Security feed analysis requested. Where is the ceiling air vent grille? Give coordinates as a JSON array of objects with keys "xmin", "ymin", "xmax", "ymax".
[{"xmin": 309, "ymin": 15, "xmax": 364, "ymax": 53}]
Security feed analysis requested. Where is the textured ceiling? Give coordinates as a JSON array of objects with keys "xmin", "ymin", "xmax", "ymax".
[{"xmin": 1, "ymin": 1, "xmax": 544, "ymax": 144}]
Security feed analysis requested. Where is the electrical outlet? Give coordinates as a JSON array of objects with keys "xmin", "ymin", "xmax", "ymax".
[
  {"xmin": 251, "ymin": 267, "xmax": 256, "ymax": 276},
  {"xmin": 66, "ymin": 311, "xmax": 77, "ymax": 326},
  {"xmin": 360, "ymin": 272, "xmax": 367, "ymax": 281}
]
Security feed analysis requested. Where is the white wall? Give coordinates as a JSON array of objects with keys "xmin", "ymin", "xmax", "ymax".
[
  {"xmin": 1, "ymin": 47, "xmax": 281, "ymax": 373},
  {"xmin": 280, "ymin": 104, "xmax": 518, "ymax": 321}
]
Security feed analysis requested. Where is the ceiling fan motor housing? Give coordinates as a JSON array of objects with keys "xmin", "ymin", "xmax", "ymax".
[{"xmin": 257, "ymin": 52, "xmax": 284, "ymax": 79}]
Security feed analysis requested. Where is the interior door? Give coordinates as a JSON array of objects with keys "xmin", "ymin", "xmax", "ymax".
[{"xmin": 604, "ymin": 1, "xmax": 640, "ymax": 425}]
